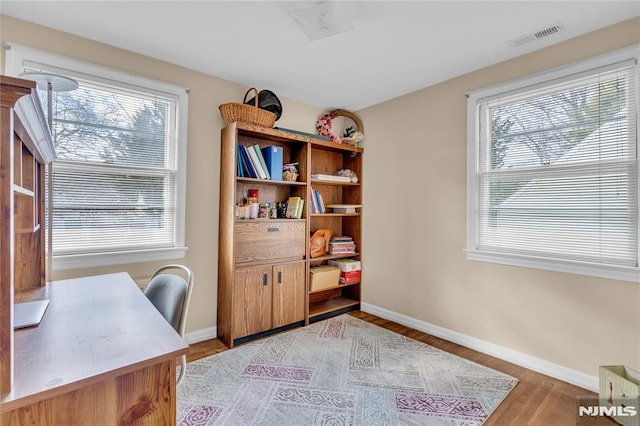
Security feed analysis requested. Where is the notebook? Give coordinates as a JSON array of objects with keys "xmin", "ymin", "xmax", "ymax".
[{"xmin": 14, "ymin": 299, "xmax": 50, "ymax": 329}]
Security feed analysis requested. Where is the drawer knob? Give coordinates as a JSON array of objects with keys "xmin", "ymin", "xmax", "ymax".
[{"xmin": 267, "ymin": 227, "xmax": 279, "ymax": 232}]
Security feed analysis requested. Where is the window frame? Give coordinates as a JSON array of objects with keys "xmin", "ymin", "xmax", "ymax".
[
  {"xmin": 466, "ymin": 45, "xmax": 640, "ymax": 283},
  {"xmin": 4, "ymin": 42, "xmax": 189, "ymax": 270}
]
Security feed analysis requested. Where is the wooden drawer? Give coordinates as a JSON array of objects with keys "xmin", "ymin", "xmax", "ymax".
[{"xmin": 235, "ymin": 220, "xmax": 305, "ymax": 263}]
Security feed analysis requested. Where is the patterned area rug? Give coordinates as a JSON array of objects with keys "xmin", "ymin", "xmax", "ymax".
[{"xmin": 177, "ymin": 314, "xmax": 518, "ymax": 425}]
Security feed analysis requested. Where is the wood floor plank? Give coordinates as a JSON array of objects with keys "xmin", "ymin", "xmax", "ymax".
[{"xmin": 184, "ymin": 310, "xmax": 618, "ymax": 424}]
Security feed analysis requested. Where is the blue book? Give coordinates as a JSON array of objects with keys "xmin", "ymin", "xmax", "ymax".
[
  {"xmin": 313, "ymin": 189, "xmax": 325, "ymax": 214},
  {"xmin": 237, "ymin": 145, "xmax": 244, "ymax": 177},
  {"xmin": 239, "ymin": 145, "xmax": 257, "ymax": 178},
  {"xmin": 261, "ymin": 145, "xmax": 283, "ymax": 181}
]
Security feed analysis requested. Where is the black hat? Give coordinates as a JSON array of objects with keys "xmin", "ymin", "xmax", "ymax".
[{"xmin": 245, "ymin": 89, "xmax": 283, "ymax": 121}]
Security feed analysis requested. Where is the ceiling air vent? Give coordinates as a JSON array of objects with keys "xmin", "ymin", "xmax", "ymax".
[{"xmin": 509, "ymin": 22, "xmax": 565, "ymax": 48}]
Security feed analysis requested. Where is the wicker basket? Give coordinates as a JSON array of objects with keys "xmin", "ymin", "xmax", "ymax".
[{"xmin": 219, "ymin": 88, "xmax": 276, "ymax": 128}]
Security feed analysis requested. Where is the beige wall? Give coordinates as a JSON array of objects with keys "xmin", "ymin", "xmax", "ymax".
[
  {"xmin": 2, "ymin": 13, "xmax": 639, "ymax": 380},
  {"xmin": 0, "ymin": 15, "xmax": 324, "ymax": 334},
  {"xmin": 358, "ymin": 17, "xmax": 640, "ymax": 378}
]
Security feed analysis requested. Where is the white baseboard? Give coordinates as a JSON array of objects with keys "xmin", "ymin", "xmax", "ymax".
[
  {"xmin": 185, "ymin": 326, "xmax": 217, "ymax": 345},
  {"xmin": 361, "ymin": 302, "xmax": 598, "ymax": 392}
]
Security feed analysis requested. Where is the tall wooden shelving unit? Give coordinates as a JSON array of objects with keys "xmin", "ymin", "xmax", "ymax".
[
  {"xmin": 1, "ymin": 76, "xmax": 54, "ymax": 396},
  {"xmin": 307, "ymin": 139, "xmax": 362, "ymax": 321},
  {"xmin": 217, "ymin": 122, "xmax": 363, "ymax": 348}
]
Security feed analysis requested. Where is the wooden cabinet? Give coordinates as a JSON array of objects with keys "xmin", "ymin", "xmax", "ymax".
[
  {"xmin": 1, "ymin": 76, "xmax": 54, "ymax": 397},
  {"xmin": 232, "ymin": 261, "xmax": 305, "ymax": 340},
  {"xmin": 217, "ymin": 122, "xmax": 363, "ymax": 348}
]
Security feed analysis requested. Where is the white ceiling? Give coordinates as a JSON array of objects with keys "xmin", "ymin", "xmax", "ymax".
[{"xmin": 2, "ymin": 1, "xmax": 639, "ymax": 111}]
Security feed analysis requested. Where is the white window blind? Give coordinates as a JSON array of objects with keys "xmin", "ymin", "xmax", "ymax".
[
  {"xmin": 46, "ymin": 76, "xmax": 180, "ymax": 255},
  {"xmin": 467, "ymin": 48, "xmax": 639, "ymax": 281},
  {"xmin": 3, "ymin": 42, "xmax": 189, "ymax": 269}
]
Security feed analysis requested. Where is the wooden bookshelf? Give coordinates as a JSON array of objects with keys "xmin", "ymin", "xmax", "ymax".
[{"xmin": 218, "ymin": 122, "xmax": 363, "ymax": 347}]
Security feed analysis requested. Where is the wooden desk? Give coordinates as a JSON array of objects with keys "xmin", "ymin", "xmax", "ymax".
[{"xmin": 0, "ymin": 272, "xmax": 189, "ymax": 425}]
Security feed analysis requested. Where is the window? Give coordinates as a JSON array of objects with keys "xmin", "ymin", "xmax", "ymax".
[
  {"xmin": 466, "ymin": 46, "xmax": 639, "ymax": 282},
  {"xmin": 5, "ymin": 43, "xmax": 188, "ymax": 269}
]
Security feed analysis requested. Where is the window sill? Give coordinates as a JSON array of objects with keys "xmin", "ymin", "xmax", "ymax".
[
  {"xmin": 465, "ymin": 249, "xmax": 639, "ymax": 283},
  {"xmin": 53, "ymin": 247, "xmax": 189, "ymax": 271}
]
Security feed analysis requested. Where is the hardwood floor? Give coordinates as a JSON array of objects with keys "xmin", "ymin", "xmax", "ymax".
[{"xmin": 185, "ymin": 311, "xmax": 616, "ymax": 425}]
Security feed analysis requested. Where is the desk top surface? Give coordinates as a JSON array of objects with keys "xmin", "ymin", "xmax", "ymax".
[{"xmin": 1, "ymin": 272, "xmax": 189, "ymax": 412}]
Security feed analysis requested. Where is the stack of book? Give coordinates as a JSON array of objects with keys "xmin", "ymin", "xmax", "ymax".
[
  {"xmin": 237, "ymin": 144, "xmax": 283, "ymax": 180},
  {"xmin": 309, "ymin": 188, "xmax": 326, "ymax": 214},
  {"xmin": 285, "ymin": 196, "xmax": 304, "ymax": 219},
  {"xmin": 328, "ymin": 236, "xmax": 356, "ymax": 255}
]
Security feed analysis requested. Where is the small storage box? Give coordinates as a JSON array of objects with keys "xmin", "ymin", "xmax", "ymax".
[
  {"xmin": 599, "ymin": 365, "xmax": 640, "ymax": 426},
  {"xmin": 328, "ymin": 258, "xmax": 361, "ymax": 272},
  {"xmin": 309, "ymin": 265, "xmax": 340, "ymax": 292},
  {"xmin": 339, "ymin": 270, "xmax": 361, "ymax": 285}
]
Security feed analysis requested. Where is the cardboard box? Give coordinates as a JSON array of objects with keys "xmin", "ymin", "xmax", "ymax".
[
  {"xmin": 328, "ymin": 258, "xmax": 361, "ymax": 272},
  {"xmin": 599, "ymin": 365, "xmax": 640, "ymax": 426},
  {"xmin": 309, "ymin": 265, "xmax": 340, "ymax": 291},
  {"xmin": 340, "ymin": 270, "xmax": 361, "ymax": 285}
]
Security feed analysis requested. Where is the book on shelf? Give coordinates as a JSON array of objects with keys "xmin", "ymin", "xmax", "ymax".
[
  {"xmin": 237, "ymin": 145, "xmax": 244, "ymax": 177},
  {"xmin": 261, "ymin": 145, "xmax": 283, "ymax": 181},
  {"xmin": 297, "ymin": 199, "xmax": 304, "ymax": 218},
  {"xmin": 238, "ymin": 145, "xmax": 256, "ymax": 178},
  {"xmin": 331, "ymin": 236, "xmax": 354, "ymax": 242},
  {"xmin": 330, "ymin": 248, "xmax": 356, "ymax": 255},
  {"xmin": 245, "ymin": 145, "xmax": 267, "ymax": 179},
  {"xmin": 309, "ymin": 188, "xmax": 318, "ymax": 214},
  {"xmin": 310, "ymin": 174, "xmax": 352, "ymax": 183},
  {"xmin": 329, "ymin": 242, "xmax": 356, "ymax": 248},
  {"xmin": 251, "ymin": 144, "xmax": 271, "ymax": 179},
  {"xmin": 329, "ymin": 235, "xmax": 356, "ymax": 254},
  {"xmin": 286, "ymin": 196, "xmax": 304, "ymax": 219},
  {"xmin": 311, "ymin": 189, "xmax": 326, "ymax": 214},
  {"xmin": 326, "ymin": 204, "xmax": 362, "ymax": 214},
  {"xmin": 329, "ymin": 244, "xmax": 356, "ymax": 249}
]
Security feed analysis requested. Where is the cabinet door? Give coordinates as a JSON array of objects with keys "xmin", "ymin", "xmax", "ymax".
[
  {"xmin": 272, "ymin": 261, "xmax": 305, "ymax": 329},
  {"xmin": 233, "ymin": 265, "xmax": 272, "ymax": 338}
]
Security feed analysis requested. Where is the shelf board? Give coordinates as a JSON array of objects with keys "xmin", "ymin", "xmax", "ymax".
[
  {"xmin": 309, "ymin": 281, "xmax": 359, "ymax": 295},
  {"xmin": 310, "ymin": 179, "xmax": 359, "ymax": 187},
  {"xmin": 237, "ymin": 177, "xmax": 307, "ymax": 186},
  {"xmin": 310, "ymin": 252, "xmax": 360, "ymax": 263},
  {"xmin": 310, "ymin": 139, "xmax": 363, "ymax": 154},
  {"xmin": 235, "ymin": 218, "xmax": 305, "ymax": 223},
  {"xmin": 309, "ymin": 296, "xmax": 360, "ymax": 317},
  {"xmin": 15, "ymin": 224, "xmax": 40, "ymax": 234},
  {"xmin": 235, "ymin": 123, "xmax": 363, "ymax": 154},
  {"xmin": 13, "ymin": 185, "xmax": 35, "ymax": 197},
  {"xmin": 310, "ymin": 213, "xmax": 360, "ymax": 217}
]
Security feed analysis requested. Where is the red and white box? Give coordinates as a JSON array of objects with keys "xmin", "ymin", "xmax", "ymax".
[{"xmin": 339, "ymin": 270, "xmax": 361, "ymax": 285}]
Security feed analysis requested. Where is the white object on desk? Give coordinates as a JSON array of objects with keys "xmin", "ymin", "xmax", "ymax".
[{"xmin": 14, "ymin": 299, "xmax": 49, "ymax": 329}]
